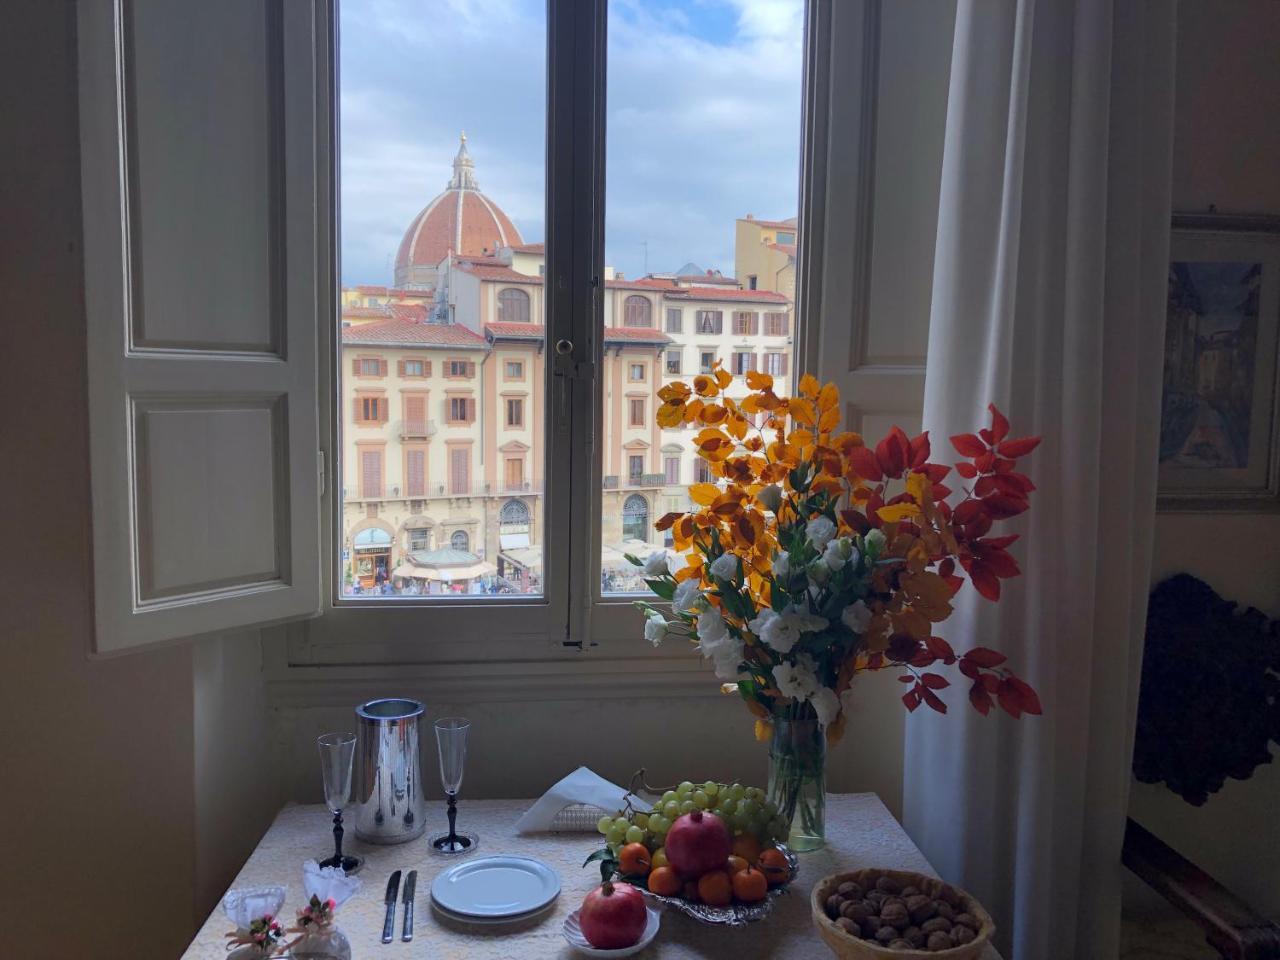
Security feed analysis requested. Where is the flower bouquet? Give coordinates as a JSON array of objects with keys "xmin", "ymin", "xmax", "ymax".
[{"xmin": 632, "ymin": 367, "xmax": 1042, "ymax": 850}]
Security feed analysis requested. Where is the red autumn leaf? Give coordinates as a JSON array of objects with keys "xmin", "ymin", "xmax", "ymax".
[
  {"xmin": 1001, "ymin": 472, "xmax": 1036, "ymax": 494},
  {"xmin": 910, "ymin": 647, "xmax": 936, "ymax": 668},
  {"xmin": 920, "ymin": 672, "xmax": 950, "ymax": 690},
  {"xmin": 897, "ymin": 675, "xmax": 914, "ymax": 683},
  {"xmin": 996, "ymin": 678, "xmax": 1024, "ymax": 719},
  {"xmin": 902, "ymin": 688, "xmax": 922, "ymax": 712},
  {"xmin": 997, "ymin": 436, "xmax": 1041, "ymax": 458},
  {"xmin": 876, "ymin": 429, "xmax": 909, "ymax": 478},
  {"xmin": 964, "ymin": 647, "xmax": 1008, "ymax": 668},
  {"xmin": 974, "ymin": 450, "xmax": 996, "ymax": 473},
  {"xmin": 993, "ymin": 457, "xmax": 1016, "ymax": 474},
  {"xmin": 886, "ymin": 634, "xmax": 920, "ymax": 662},
  {"xmin": 988, "ymin": 404, "xmax": 1010, "ymax": 443},
  {"xmin": 918, "ymin": 462, "xmax": 951, "ymax": 484},
  {"xmin": 969, "ymin": 682, "xmax": 993, "ymax": 716},
  {"xmin": 921, "ymin": 687, "xmax": 948, "ymax": 713},
  {"xmin": 958, "ymin": 658, "xmax": 980, "ymax": 680},
  {"xmin": 952, "ymin": 500, "xmax": 985, "ymax": 525},
  {"xmin": 967, "ymin": 561, "xmax": 1001, "ymax": 600},
  {"xmin": 965, "ymin": 512, "xmax": 994, "ymax": 539},
  {"xmin": 982, "ymin": 493, "xmax": 1029, "ymax": 519},
  {"xmin": 975, "ymin": 546, "xmax": 1020, "ymax": 579},
  {"xmin": 909, "ymin": 431, "xmax": 931, "ymax": 468},
  {"xmin": 932, "ymin": 483, "xmax": 952, "ymax": 501},
  {"xmin": 840, "ymin": 509, "xmax": 871, "ymax": 534},
  {"xmin": 979, "ymin": 428, "xmax": 993, "ymax": 444},
  {"xmin": 926, "ymin": 634, "xmax": 956, "ymax": 662},
  {"xmin": 942, "ymin": 573, "xmax": 964, "ymax": 594},
  {"xmin": 1008, "ymin": 676, "xmax": 1043, "ymax": 715},
  {"xmin": 950, "ymin": 433, "xmax": 987, "ymax": 457},
  {"xmin": 955, "ymin": 461, "xmax": 978, "ymax": 479},
  {"xmin": 847, "ymin": 445, "xmax": 883, "ymax": 482},
  {"xmin": 980, "ymin": 534, "xmax": 1020, "ymax": 549},
  {"xmin": 980, "ymin": 673, "xmax": 1001, "ymax": 692},
  {"xmin": 973, "ymin": 476, "xmax": 999, "ymax": 498}
]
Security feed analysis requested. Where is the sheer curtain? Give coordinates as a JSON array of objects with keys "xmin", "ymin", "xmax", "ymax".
[{"xmin": 901, "ymin": 1, "xmax": 1176, "ymax": 958}]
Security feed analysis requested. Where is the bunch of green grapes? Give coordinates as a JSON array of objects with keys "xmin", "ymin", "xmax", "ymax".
[{"xmin": 596, "ymin": 780, "xmax": 790, "ymax": 855}]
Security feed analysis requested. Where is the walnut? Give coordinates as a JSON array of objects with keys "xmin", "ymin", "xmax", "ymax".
[
  {"xmin": 888, "ymin": 940, "xmax": 914, "ymax": 951},
  {"xmin": 921, "ymin": 916, "xmax": 953, "ymax": 935},
  {"xmin": 880, "ymin": 901, "xmax": 910, "ymax": 929},
  {"xmin": 934, "ymin": 900, "xmax": 956, "ymax": 921},
  {"xmin": 906, "ymin": 894, "xmax": 936, "ymax": 924},
  {"xmin": 903, "ymin": 926, "xmax": 925, "ymax": 948},
  {"xmin": 838, "ymin": 881, "xmax": 863, "ymax": 899},
  {"xmin": 840, "ymin": 900, "xmax": 870, "ymax": 923},
  {"xmin": 826, "ymin": 894, "xmax": 845, "ymax": 919},
  {"xmin": 876, "ymin": 875, "xmax": 904, "ymax": 895},
  {"xmin": 866, "ymin": 890, "xmax": 887, "ymax": 908},
  {"xmin": 937, "ymin": 884, "xmax": 962, "ymax": 907},
  {"xmin": 927, "ymin": 931, "xmax": 953, "ymax": 952},
  {"xmin": 953, "ymin": 924, "xmax": 977, "ymax": 945},
  {"xmin": 881, "ymin": 895, "xmax": 907, "ymax": 911},
  {"xmin": 953, "ymin": 912, "xmax": 978, "ymax": 931},
  {"xmin": 860, "ymin": 915, "xmax": 883, "ymax": 938},
  {"xmin": 835, "ymin": 917, "xmax": 860, "ymax": 937},
  {"xmin": 875, "ymin": 924, "xmax": 898, "ymax": 946},
  {"xmin": 901, "ymin": 885, "xmax": 921, "ymax": 898}
]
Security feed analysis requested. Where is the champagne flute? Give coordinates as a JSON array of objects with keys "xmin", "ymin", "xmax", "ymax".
[
  {"xmin": 429, "ymin": 718, "xmax": 478, "ymax": 855},
  {"xmin": 318, "ymin": 732, "xmax": 362, "ymax": 873}
]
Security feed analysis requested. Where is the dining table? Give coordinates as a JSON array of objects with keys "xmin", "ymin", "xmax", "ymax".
[{"xmin": 181, "ymin": 792, "xmax": 1003, "ymax": 958}]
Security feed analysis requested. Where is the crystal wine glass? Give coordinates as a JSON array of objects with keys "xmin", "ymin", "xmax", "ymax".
[
  {"xmin": 318, "ymin": 732, "xmax": 362, "ymax": 873},
  {"xmin": 429, "ymin": 718, "xmax": 477, "ymax": 855}
]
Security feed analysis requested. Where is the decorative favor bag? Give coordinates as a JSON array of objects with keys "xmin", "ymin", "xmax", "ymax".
[
  {"xmin": 284, "ymin": 860, "xmax": 362, "ymax": 960},
  {"xmin": 222, "ymin": 886, "xmax": 287, "ymax": 959}
]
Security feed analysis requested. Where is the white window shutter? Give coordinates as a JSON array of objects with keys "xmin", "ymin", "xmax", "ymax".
[{"xmin": 77, "ymin": 0, "xmax": 324, "ymax": 654}]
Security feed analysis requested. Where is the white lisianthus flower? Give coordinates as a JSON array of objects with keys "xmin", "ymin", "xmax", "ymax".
[
  {"xmin": 708, "ymin": 637, "xmax": 745, "ymax": 681},
  {"xmin": 750, "ymin": 604, "xmax": 828, "ymax": 655},
  {"xmin": 757, "ymin": 484, "xmax": 783, "ymax": 513},
  {"xmin": 672, "ymin": 578, "xmax": 706, "ymax": 615},
  {"xmin": 643, "ymin": 552, "xmax": 669, "ymax": 577},
  {"xmin": 696, "ymin": 606, "xmax": 729, "ymax": 647},
  {"xmin": 773, "ymin": 659, "xmax": 819, "ymax": 701},
  {"xmin": 823, "ymin": 537, "xmax": 854, "ymax": 571},
  {"xmin": 811, "ymin": 686, "xmax": 841, "ymax": 728},
  {"xmin": 747, "ymin": 607, "xmax": 778, "ymax": 637},
  {"xmin": 841, "ymin": 599, "xmax": 872, "ymax": 635},
  {"xmin": 787, "ymin": 607, "xmax": 830, "ymax": 635},
  {"xmin": 696, "ymin": 609, "xmax": 743, "ymax": 680},
  {"xmin": 771, "ymin": 550, "xmax": 790, "ymax": 580},
  {"xmin": 864, "ymin": 528, "xmax": 886, "ymax": 554},
  {"xmin": 709, "ymin": 552, "xmax": 739, "ymax": 581},
  {"xmin": 806, "ymin": 516, "xmax": 837, "ymax": 550},
  {"xmin": 643, "ymin": 612, "xmax": 669, "ymax": 647},
  {"xmin": 807, "ymin": 557, "xmax": 831, "ymax": 585}
]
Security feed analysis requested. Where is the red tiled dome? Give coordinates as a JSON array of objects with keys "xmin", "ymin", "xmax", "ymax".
[{"xmin": 393, "ymin": 134, "xmax": 523, "ymax": 289}]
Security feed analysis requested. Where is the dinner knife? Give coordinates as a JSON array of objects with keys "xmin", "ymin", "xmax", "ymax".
[
  {"xmin": 401, "ymin": 870, "xmax": 417, "ymax": 942},
  {"xmin": 382, "ymin": 869, "xmax": 402, "ymax": 944}
]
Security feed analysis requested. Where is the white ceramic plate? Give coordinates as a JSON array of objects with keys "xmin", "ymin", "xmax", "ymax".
[
  {"xmin": 562, "ymin": 905, "xmax": 661, "ymax": 957},
  {"xmin": 430, "ymin": 855, "xmax": 561, "ymax": 919},
  {"xmin": 431, "ymin": 897, "xmax": 556, "ymax": 927}
]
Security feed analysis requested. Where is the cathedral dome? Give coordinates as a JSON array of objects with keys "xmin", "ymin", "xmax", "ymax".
[{"xmin": 393, "ymin": 133, "xmax": 523, "ymax": 289}]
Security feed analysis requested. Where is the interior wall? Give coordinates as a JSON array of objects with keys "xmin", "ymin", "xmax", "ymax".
[
  {"xmin": 0, "ymin": 4, "xmax": 279, "ymax": 955},
  {"xmin": 1126, "ymin": 0, "xmax": 1280, "ymax": 920}
]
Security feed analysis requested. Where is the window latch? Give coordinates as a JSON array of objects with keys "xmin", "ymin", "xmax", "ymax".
[{"xmin": 553, "ymin": 339, "xmax": 595, "ymax": 380}]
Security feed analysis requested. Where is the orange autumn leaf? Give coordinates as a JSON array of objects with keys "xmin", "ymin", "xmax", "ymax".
[
  {"xmin": 877, "ymin": 502, "xmax": 921, "ymax": 523},
  {"xmin": 798, "ymin": 373, "xmax": 820, "ymax": 398},
  {"xmin": 745, "ymin": 369, "xmax": 774, "ymax": 391},
  {"xmin": 688, "ymin": 483, "xmax": 720, "ymax": 506}
]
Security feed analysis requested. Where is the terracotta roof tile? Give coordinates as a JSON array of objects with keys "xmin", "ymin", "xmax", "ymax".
[
  {"xmin": 342, "ymin": 317, "xmax": 487, "ymax": 347},
  {"xmin": 766, "ymin": 243, "xmax": 797, "ymax": 258},
  {"xmin": 396, "ymin": 188, "xmax": 524, "ymax": 274},
  {"xmin": 456, "ymin": 262, "xmax": 544, "ymax": 285},
  {"xmin": 341, "ymin": 306, "xmax": 390, "ymax": 319},
  {"xmin": 740, "ymin": 216, "xmax": 797, "ymax": 229},
  {"xmin": 604, "ymin": 327, "xmax": 672, "ymax": 344},
  {"xmin": 485, "ymin": 322, "xmax": 545, "ymax": 340}
]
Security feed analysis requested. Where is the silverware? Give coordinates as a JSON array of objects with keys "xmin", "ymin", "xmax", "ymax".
[
  {"xmin": 381, "ymin": 869, "xmax": 402, "ymax": 944},
  {"xmin": 401, "ymin": 870, "xmax": 417, "ymax": 942}
]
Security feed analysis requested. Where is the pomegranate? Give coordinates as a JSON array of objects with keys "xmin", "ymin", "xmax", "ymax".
[
  {"xmin": 579, "ymin": 881, "xmax": 647, "ymax": 950},
  {"xmin": 664, "ymin": 809, "xmax": 732, "ymax": 879}
]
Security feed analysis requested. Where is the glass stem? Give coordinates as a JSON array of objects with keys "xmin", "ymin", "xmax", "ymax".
[
  {"xmin": 446, "ymin": 791, "xmax": 458, "ymax": 845},
  {"xmin": 332, "ymin": 810, "xmax": 344, "ymax": 861}
]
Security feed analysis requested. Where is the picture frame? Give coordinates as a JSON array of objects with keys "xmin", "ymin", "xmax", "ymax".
[{"xmin": 1158, "ymin": 214, "xmax": 1280, "ymax": 512}]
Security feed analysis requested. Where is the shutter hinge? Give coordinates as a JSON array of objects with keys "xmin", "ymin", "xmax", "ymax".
[{"xmin": 318, "ymin": 450, "xmax": 326, "ymax": 496}]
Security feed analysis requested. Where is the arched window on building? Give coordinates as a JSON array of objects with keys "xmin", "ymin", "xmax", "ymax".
[
  {"xmin": 500, "ymin": 499, "xmax": 530, "ymax": 528},
  {"xmin": 622, "ymin": 494, "xmax": 649, "ymax": 542},
  {"xmin": 450, "ymin": 530, "xmax": 470, "ymax": 552},
  {"xmin": 623, "ymin": 295, "xmax": 652, "ymax": 328},
  {"xmin": 498, "ymin": 287, "xmax": 530, "ymax": 323}
]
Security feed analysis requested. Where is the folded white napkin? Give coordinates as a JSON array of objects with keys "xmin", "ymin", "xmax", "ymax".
[
  {"xmin": 302, "ymin": 859, "xmax": 362, "ymax": 908},
  {"xmin": 515, "ymin": 766, "xmax": 651, "ymax": 834}
]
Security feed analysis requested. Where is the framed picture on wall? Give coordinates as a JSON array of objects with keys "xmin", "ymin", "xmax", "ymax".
[{"xmin": 1158, "ymin": 214, "xmax": 1280, "ymax": 511}]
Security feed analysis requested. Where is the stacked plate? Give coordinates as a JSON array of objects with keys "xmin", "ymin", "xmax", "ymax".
[{"xmin": 430, "ymin": 855, "xmax": 561, "ymax": 925}]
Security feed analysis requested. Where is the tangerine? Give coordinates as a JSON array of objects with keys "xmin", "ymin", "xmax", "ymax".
[
  {"xmin": 731, "ymin": 833, "xmax": 763, "ymax": 863},
  {"xmin": 725, "ymin": 855, "xmax": 749, "ymax": 876},
  {"xmin": 618, "ymin": 842, "xmax": 651, "ymax": 877},
  {"xmin": 731, "ymin": 865, "xmax": 768, "ymax": 903},
  {"xmin": 647, "ymin": 866, "xmax": 680, "ymax": 897},
  {"xmin": 697, "ymin": 870, "xmax": 733, "ymax": 907},
  {"xmin": 757, "ymin": 847, "xmax": 790, "ymax": 887}
]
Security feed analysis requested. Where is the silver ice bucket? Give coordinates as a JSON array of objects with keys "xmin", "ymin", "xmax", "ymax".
[{"xmin": 354, "ymin": 698, "xmax": 427, "ymax": 844}]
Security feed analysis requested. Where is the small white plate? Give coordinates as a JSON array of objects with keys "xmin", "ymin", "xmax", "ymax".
[
  {"xmin": 563, "ymin": 905, "xmax": 661, "ymax": 957},
  {"xmin": 431, "ymin": 897, "xmax": 556, "ymax": 926},
  {"xmin": 430, "ymin": 855, "xmax": 561, "ymax": 919}
]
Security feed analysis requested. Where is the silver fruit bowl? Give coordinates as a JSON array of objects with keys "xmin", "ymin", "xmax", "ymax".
[{"xmin": 637, "ymin": 845, "xmax": 799, "ymax": 927}]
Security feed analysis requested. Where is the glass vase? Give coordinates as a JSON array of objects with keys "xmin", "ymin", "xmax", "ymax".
[
  {"xmin": 290, "ymin": 925, "xmax": 352, "ymax": 960},
  {"xmin": 767, "ymin": 716, "xmax": 826, "ymax": 852}
]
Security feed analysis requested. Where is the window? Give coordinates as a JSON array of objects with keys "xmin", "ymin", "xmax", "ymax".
[
  {"xmin": 505, "ymin": 457, "xmax": 524, "ymax": 490},
  {"xmin": 763, "ymin": 311, "xmax": 789, "ymax": 336},
  {"xmin": 764, "ymin": 351, "xmax": 788, "ymax": 376},
  {"xmin": 447, "ymin": 396, "xmax": 476, "ymax": 424},
  {"xmin": 450, "ymin": 530, "xmax": 470, "ymax": 552},
  {"xmin": 731, "ymin": 351, "xmax": 755, "ymax": 375},
  {"xmin": 695, "ymin": 310, "xmax": 723, "ymax": 334},
  {"xmin": 446, "ymin": 359, "xmax": 474, "ymax": 378},
  {"xmin": 405, "ymin": 448, "xmax": 426, "ymax": 496},
  {"xmin": 402, "ymin": 394, "xmax": 427, "ymax": 433},
  {"xmin": 408, "ymin": 527, "xmax": 431, "ymax": 552},
  {"xmin": 359, "ymin": 448, "xmax": 384, "ymax": 498},
  {"xmin": 663, "ymin": 456, "xmax": 680, "ymax": 485},
  {"xmin": 498, "ymin": 287, "xmax": 531, "ymax": 323},
  {"xmin": 628, "ymin": 397, "xmax": 645, "ymax": 426},
  {"xmin": 400, "ymin": 358, "xmax": 428, "ymax": 377},
  {"xmin": 448, "ymin": 447, "xmax": 471, "ymax": 496},
  {"xmin": 355, "ymin": 357, "xmax": 384, "ymax": 377},
  {"xmin": 665, "ymin": 350, "xmax": 681, "ymax": 375},
  {"xmin": 506, "ymin": 397, "xmax": 524, "ymax": 427},
  {"xmin": 747, "ymin": 275, "xmax": 757, "ymax": 290},
  {"xmin": 629, "ymin": 363, "xmax": 645, "ymax": 382},
  {"xmin": 694, "ymin": 460, "xmax": 715, "ymax": 484},
  {"xmin": 621, "ymin": 494, "xmax": 649, "ymax": 542},
  {"xmin": 732, "ymin": 311, "xmax": 758, "ymax": 335},
  {"xmin": 355, "ymin": 395, "xmax": 387, "ymax": 424},
  {"xmin": 628, "ymin": 455, "xmax": 644, "ymax": 483},
  {"xmin": 775, "ymin": 231, "xmax": 795, "ymax": 244},
  {"xmin": 700, "ymin": 351, "xmax": 715, "ymax": 374},
  {"xmin": 623, "ymin": 295, "xmax": 652, "ymax": 328},
  {"xmin": 665, "ymin": 308, "xmax": 682, "ymax": 333},
  {"xmin": 500, "ymin": 499, "xmax": 530, "ymax": 527},
  {"xmin": 505, "ymin": 360, "xmax": 524, "ymax": 380}
]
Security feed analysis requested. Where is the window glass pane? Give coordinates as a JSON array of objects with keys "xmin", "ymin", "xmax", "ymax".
[
  {"xmin": 338, "ymin": 0, "xmax": 545, "ymax": 598},
  {"xmin": 601, "ymin": 0, "xmax": 802, "ymax": 595}
]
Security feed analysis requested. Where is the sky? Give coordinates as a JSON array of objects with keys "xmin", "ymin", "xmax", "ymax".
[{"xmin": 339, "ymin": 0, "xmax": 804, "ymax": 285}]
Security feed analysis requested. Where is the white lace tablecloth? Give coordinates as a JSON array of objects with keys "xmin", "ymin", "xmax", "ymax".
[{"xmin": 181, "ymin": 794, "xmax": 1003, "ymax": 959}]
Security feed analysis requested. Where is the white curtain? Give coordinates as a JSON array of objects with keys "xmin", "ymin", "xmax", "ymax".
[{"xmin": 902, "ymin": 1, "xmax": 1176, "ymax": 958}]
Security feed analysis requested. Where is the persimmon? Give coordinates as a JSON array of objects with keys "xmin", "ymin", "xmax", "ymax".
[
  {"xmin": 757, "ymin": 847, "xmax": 790, "ymax": 887},
  {"xmin": 725, "ymin": 855, "xmax": 749, "ymax": 876},
  {"xmin": 618, "ymin": 842, "xmax": 651, "ymax": 877},
  {"xmin": 647, "ymin": 866, "xmax": 680, "ymax": 897},
  {"xmin": 731, "ymin": 865, "xmax": 768, "ymax": 903},
  {"xmin": 731, "ymin": 833, "xmax": 762, "ymax": 863},
  {"xmin": 697, "ymin": 870, "xmax": 733, "ymax": 907}
]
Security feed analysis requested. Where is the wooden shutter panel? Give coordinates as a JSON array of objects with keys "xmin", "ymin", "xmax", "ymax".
[
  {"xmin": 352, "ymin": 357, "xmax": 361, "ymax": 375},
  {"xmin": 425, "ymin": 360, "xmax": 432, "ymax": 376},
  {"xmin": 397, "ymin": 359, "xmax": 406, "ymax": 376},
  {"xmin": 780, "ymin": 353, "xmax": 789, "ymax": 375},
  {"xmin": 467, "ymin": 398, "xmax": 476, "ymax": 422},
  {"xmin": 378, "ymin": 397, "xmax": 388, "ymax": 423},
  {"xmin": 405, "ymin": 395, "xmax": 425, "ymax": 424},
  {"xmin": 406, "ymin": 449, "xmax": 425, "ymax": 496},
  {"xmin": 751, "ymin": 313, "xmax": 760, "ymax": 335},
  {"xmin": 379, "ymin": 358, "xmax": 388, "ymax": 376},
  {"xmin": 77, "ymin": 2, "xmax": 325, "ymax": 652},
  {"xmin": 467, "ymin": 360, "xmax": 476, "ymax": 378}
]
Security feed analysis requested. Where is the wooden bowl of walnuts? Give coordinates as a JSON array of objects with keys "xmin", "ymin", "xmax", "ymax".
[{"xmin": 811, "ymin": 868, "xmax": 994, "ymax": 958}]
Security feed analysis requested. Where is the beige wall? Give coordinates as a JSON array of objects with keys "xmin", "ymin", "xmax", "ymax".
[
  {"xmin": 0, "ymin": 5, "xmax": 277, "ymax": 954},
  {"xmin": 1125, "ymin": 0, "xmax": 1280, "ymax": 920}
]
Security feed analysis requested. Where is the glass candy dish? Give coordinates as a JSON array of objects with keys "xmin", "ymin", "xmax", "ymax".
[{"xmin": 636, "ymin": 845, "xmax": 799, "ymax": 927}]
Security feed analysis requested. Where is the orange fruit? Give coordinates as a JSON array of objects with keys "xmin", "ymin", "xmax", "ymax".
[
  {"xmin": 757, "ymin": 847, "xmax": 790, "ymax": 887},
  {"xmin": 697, "ymin": 870, "xmax": 733, "ymax": 907},
  {"xmin": 731, "ymin": 865, "xmax": 768, "ymax": 903},
  {"xmin": 725, "ymin": 855, "xmax": 749, "ymax": 876},
  {"xmin": 731, "ymin": 833, "xmax": 763, "ymax": 863},
  {"xmin": 647, "ymin": 866, "xmax": 680, "ymax": 897},
  {"xmin": 618, "ymin": 842, "xmax": 651, "ymax": 877},
  {"xmin": 682, "ymin": 880, "xmax": 700, "ymax": 903}
]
